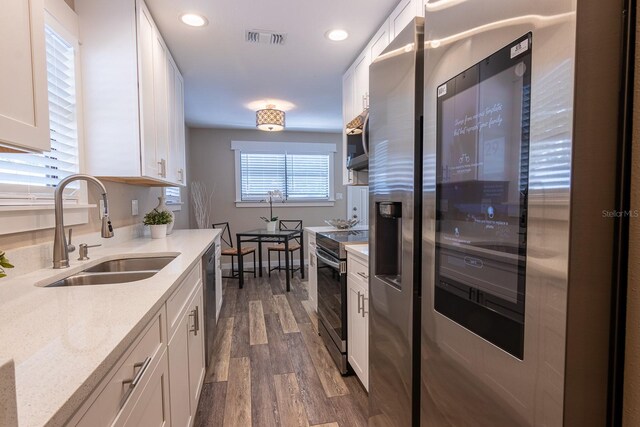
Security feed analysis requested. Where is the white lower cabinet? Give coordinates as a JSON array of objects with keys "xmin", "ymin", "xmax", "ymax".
[
  {"xmin": 116, "ymin": 350, "xmax": 170, "ymax": 427},
  {"xmin": 168, "ymin": 276, "xmax": 205, "ymax": 427},
  {"xmin": 187, "ymin": 288, "xmax": 206, "ymax": 415},
  {"xmin": 70, "ymin": 262, "xmax": 206, "ymax": 427},
  {"xmin": 347, "ymin": 253, "xmax": 369, "ymax": 391}
]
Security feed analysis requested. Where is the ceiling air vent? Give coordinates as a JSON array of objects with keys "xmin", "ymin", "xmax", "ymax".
[{"xmin": 245, "ymin": 30, "xmax": 287, "ymax": 45}]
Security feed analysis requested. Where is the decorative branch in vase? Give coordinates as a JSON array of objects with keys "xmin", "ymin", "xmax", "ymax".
[
  {"xmin": 260, "ymin": 190, "xmax": 285, "ymax": 232},
  {"xmin": 191, "ymin": 181, "xmax": 214, "ymax": 229}
]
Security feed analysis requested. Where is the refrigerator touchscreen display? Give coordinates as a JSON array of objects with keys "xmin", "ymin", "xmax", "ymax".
[{"xmin": 434, "ymin": 34, "xmax": 531, "ymax": 358}]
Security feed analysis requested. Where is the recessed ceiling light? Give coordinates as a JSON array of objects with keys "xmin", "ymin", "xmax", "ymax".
[
  {"xmin": 180, "ymin": 13, "xmax": 208, "ymax": 27},
  {"xmin": 326, "ymin": 29, "xmax": 349, "ymax": 42}
]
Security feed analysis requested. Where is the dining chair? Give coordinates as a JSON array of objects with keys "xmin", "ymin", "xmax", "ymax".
[
  {"xmin": 212, "ymin": 222, "xmax": 256, "ymax": 279},
  {"xmin": 267, "ymin": 220, "xmax": 303, "ymax": 278}
]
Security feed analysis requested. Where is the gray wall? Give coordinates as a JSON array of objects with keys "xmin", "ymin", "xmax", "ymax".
[{"xmin": 188, "ymin": 127, "xmax": 346, "ymax": 257}]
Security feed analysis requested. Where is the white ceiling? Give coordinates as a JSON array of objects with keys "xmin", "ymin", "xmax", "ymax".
[{"xmin": 146, "ymin": 0, "xmax": 398, "ymax": 132}]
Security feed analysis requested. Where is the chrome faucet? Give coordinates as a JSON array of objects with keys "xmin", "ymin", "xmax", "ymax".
[{"xmin": 53, "ymin": 174, "xmax": 114, "ymax": 269}]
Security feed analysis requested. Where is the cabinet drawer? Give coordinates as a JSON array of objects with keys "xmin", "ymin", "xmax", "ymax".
[
  {"xmin": 166, "ymin": 261, "xmax": 201, "ymax": 336},
  {"xmin": 73, "ymin": 309, "xmax": 165, "ymax": 427},
  {"xmin": 347, "ymin": 255, "xmax": 369, "ymax": 284}
]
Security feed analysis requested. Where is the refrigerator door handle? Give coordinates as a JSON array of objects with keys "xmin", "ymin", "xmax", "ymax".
[{"xmin": 362, "ymin": 112, "xmax": 370, "ymax": 158}]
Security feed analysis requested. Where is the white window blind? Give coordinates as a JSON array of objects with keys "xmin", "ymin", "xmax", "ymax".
[
  {"xmin": 0, "ymin": 25, "xmax": 80, "ymax": 204},
  {"xmin": 239, "ymin": 152, "xmax": 331, "ymax": 201}
]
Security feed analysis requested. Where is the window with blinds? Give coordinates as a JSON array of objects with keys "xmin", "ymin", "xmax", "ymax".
[
  {"xmin": 239, "ymin": 152, "xmax": 331, "ymax": 201},
  {"xmin": 165, "ymin": 187, "xmax": 182, "ymax": 205},
  {"xmin": 0, "ymin": 25, "xmax": 80, "ymax": 205}
]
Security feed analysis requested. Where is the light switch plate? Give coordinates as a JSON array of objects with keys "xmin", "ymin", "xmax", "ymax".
[{"xmin": 131, "ymin": 199, "xmax": 139, "ymax": 216}]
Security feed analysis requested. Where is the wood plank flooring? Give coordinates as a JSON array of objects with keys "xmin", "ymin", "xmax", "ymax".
[{"xmin": 195, "ymin": 271, "xmax": 368, "ymax": 427}]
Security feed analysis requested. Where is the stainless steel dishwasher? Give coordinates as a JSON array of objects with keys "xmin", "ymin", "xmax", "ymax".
[{"xmin": 202, "ymin": 242, "xmax": 217, "ymax": 367}]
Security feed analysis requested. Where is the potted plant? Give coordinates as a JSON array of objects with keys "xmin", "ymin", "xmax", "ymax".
[
  {"xmin": 0, "ymin": 251, "xmax": 14, "ymax": 278},
  {"xmin": 261, "ymin": 190, "xmax": 284, "ymax": 232},
  {"xmin": 143, "ymin": 209, "xmax": 173, "ymax": 239}
]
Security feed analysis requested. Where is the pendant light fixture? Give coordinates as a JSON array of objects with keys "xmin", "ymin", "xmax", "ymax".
[{"xmin": 256, "ymin": 104, "xmax": 285, "ymax": 131}]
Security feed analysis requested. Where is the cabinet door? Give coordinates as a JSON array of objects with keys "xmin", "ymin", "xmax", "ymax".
[
  {"xmin": 369, "ymin": 20, "xmax": 390, "ymax": 63},
  {"xmin": 168, "ymin": 314, "xmax": 191, "ymax": 427},
  {"xmin": 353, "ymin": 50, "xmax": 371, "ymax": 112},
  {"xmin": 152, "ymin": 31, "xmax": 169, "ymax": 180},
  {"xmin": 0, "ymin": 0, "xmax": 50, "ymax": 152},
  {"xmin": 137, "ymin": 2, "xmax": 158, "ymax": 178},
  {"xmin": 168, "ymin": 64, "xmax": 186, "ymax": 185},
  {"xmin": 342, "ymin": 66, "xmax": 356, "ymax": 186},
  {"xmin": 166, "ymin": 57, "xmax": 178, "ymax": 184},
  {"xmin": 389, "ymin": 0, "xmax": 418, "ymax": 40},
  {"xmin": 118, "ymin": 351, "xmax": 170, "ymax": 427},
  {"xmin": 187, "ymin": 288, "xmax": 206, "ymax": 415},
  {"xmin": 347, "ymin": 279, "xmax": 367, "ymax": 383}
]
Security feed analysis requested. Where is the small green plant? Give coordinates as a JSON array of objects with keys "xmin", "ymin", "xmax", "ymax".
[
  {"xmin": 143, "ymin": 209, "xmax": 173, "ymax": 226},
  {"xmin": 0, "ymin": 251, "xmax": 14, "ymax": 278}
]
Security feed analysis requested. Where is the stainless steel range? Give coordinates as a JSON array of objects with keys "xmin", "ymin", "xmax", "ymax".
[{"xmin": 316, "ymin": 229, "xmax": 368, "ymax": 374}]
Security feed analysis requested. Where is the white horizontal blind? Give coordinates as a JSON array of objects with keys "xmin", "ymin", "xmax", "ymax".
[
  {"xmin": 0, "ymin": 25, "xmax": 80, "ymax": 204},
  {"xmin": 240, "ymin": 153, "xmax": 287, "ymax": 200},
  {"xmin": 286, "ymin": 154, "xmax": 330, "ymax": 200},
  {"xmin": 239, "ymin": 152, "xmax": 330, "ymax": 201}
]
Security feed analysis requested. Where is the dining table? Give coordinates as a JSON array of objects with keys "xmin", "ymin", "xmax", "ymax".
[{"xmin": 235, "ymin": 228, "xmax": 304, "ymax": 292}]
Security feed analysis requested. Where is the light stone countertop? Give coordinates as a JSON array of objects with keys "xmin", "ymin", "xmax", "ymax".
[
  {"xmin": 0, "ymin": 229, "xmax": 218, "ymax": 427},
  {"xmin": 345, "ymin": 244, "xmax": 369, "ymax": 261}
]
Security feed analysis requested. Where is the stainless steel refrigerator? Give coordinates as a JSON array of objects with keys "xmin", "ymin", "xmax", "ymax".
[{"xmin": 368, "ymin": 0, "xmax": 633, "ymax": 425}]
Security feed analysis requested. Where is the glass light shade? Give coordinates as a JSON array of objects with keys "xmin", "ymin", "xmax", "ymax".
[{"xmin": 256, "ymin": 108, "xmax": 285, "ymax": 131}]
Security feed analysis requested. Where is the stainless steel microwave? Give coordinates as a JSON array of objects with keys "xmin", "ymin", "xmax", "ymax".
[{"xmin": 346, "ymin": 110, "xmax": 369, "ymax": 171}]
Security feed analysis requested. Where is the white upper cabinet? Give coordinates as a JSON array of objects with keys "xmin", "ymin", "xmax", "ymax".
[
  {"xmin": 0, "ymin": 0, "xmax": 50, "ymax": 153},
  {"xmin": 76, "ymin": 0, "xmax": 186, "ymax": 186},
  {"xmin": 369, "ymin": 20, "xmax": 391, "ymax": 64},
  {"xmin": 353, "ymin": 50, "xmax": 371, "ymax": 113},
  {"xmin": 167, "ymin": 57, "xmax": 186, "ymax": 185},
  {"xmin": 389, "ymin": 0, "xmax": 421, "ymax": 39}
]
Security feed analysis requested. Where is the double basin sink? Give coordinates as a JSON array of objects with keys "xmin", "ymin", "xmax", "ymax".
[{"xmin": 45, "ymin": 256, "xmax": 177, "ymax": 287}]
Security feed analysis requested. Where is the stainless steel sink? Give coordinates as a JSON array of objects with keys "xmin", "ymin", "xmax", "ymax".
[
  {"xmin": 43, "ymin": 255, "xmax": 177, "ymax": 287},
  {"xmin": 46, "ymin": 271, "xmax": 158, "ymax": 287},
  {"xmin": 83, "ymin": 256, "xmax": 176, "ymax": 273}
]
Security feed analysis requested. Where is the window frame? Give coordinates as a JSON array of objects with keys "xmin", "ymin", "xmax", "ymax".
[
  {"xmin": 232, "ymin": 141, "xmax": 336, "ymax": 208},
  {"xmin": 0, "ymin": 0, "xmax": 91, "ymax": 235}
]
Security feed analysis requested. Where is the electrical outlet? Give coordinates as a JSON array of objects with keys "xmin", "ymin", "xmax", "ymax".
[
  {"xmin": 99, "ymin": 200, "xmax": 105, "ymax": 219},
  {"xmin": 336, "ymin": 192, "xmax": 343, "ymax": 200},
  {"xmin": 131, "ymin": 199, "xmax": 139, "ymax": 216}
]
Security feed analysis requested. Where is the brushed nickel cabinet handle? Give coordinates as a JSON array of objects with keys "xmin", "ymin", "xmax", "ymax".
[
  {"xmin": 120, "ymin": 356, "xmax": 151, "ymax": 407},
  {"xmin": 357, "ymin": 271, "xmax": 369, "ymax": 280},
  {"xmin": 357, "ymin": 291, "xmax": 363, "ymax": 314},
  {"xmin": 362, "ymin": 296, "xmax": 368, "ymax": 318},
  {"xmin": 189, "ymin": 306, "xmax": 200, "ymax": 335}
]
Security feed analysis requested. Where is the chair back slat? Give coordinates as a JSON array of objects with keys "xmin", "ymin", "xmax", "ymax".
[
  {"xmin": 212, "ymin": 222, "xmax": 234, "ymax": 248},
  {"xmin": 279, "ymin": 220, "xmax": 303, "ymax": 244}
]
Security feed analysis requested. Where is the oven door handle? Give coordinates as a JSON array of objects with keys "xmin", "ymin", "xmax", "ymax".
[{"xmin": 316, "ymin": 250, "xmax": 340, "ymax": 270}]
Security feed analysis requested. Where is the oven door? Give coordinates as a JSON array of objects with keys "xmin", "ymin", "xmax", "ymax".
[{"xmin": 316, "ymin": 247, "xmax": 347, "ymax": 352}]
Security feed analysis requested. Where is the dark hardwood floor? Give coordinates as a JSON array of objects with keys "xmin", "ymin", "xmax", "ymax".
[{"xmin": 195, "ymin": 269, "xmax": 369, "ymax": 427}]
